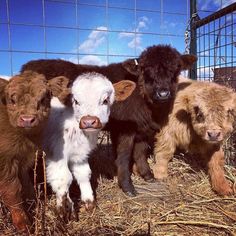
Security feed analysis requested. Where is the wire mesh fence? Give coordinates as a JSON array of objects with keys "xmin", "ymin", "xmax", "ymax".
[
  {"xmin": 192, "ymin": 2, "xmax": 236, "ymax": 84},
  {"xmin": 0, "ymin": 0, "xmax": 188, "ymax": 76}
]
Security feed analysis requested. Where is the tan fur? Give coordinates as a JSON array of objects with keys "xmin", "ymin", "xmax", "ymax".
[{"xmin": 153, "ymin": 77, "xmax": 236, "ymax": 196}]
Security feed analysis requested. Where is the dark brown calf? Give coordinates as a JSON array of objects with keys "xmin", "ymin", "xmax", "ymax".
[{"xmin": 0, "ymin": 71, "xmax": 69, "ymax": 232}]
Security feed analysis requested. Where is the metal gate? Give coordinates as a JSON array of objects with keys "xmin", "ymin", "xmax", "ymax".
[{"xmin": 190, "ymin": 2, "xmax": 236, "ymax": 85}]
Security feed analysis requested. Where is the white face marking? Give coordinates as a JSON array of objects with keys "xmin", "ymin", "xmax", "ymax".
[{"xmin": 71, "ymin": 73, "xmax": 115, "ymax": 128}]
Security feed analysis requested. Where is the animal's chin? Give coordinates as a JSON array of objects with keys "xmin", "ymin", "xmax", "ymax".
[
  {"xmin": 82, "ymin": 127, "xmax": 102, "ymax": 133},
  {"xmin": 17, "ymin": 126, "xmax": 36, "ymax": 133},
  {"xmin": 203, "ymin": 137, "xmax": 223, "ymax": 144},
  {"xmin": 153, "ymin": 97, "xmax": 172, "ymax": 104}
]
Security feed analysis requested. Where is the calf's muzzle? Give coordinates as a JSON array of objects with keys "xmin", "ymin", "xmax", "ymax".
[
  {"xmin": 154, "ymin": 89, "xmax": 171, "ymax": 101},
  {"xmin": 18, "ymin": 115, "xmax": 37, "ymax": 128},
  {"xmin": 79, "ymin": 115, "xmax": 102, "ymax": 130}
]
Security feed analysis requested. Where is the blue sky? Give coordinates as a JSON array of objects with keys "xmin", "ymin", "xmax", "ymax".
[{"xmin": 0, "ymin": 0, "xmax": 235, "ymax": 77}]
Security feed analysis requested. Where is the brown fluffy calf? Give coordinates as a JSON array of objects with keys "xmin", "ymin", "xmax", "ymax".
[
  {"xmin": 153, "ymin": 76, "xmax": 236, "ymax": 196},
  {"xmin": 0, "ymin": 71, "xmax": 69, "ymax": 232}
]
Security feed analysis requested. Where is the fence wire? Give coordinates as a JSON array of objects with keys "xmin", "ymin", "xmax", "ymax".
[
  {"xmin": 0, "ymin": 0, "xmax": 188, "ymax": 76},
  {"xmin": 193, "ymin": 2, "xmax": 236, "ymax": 85}
]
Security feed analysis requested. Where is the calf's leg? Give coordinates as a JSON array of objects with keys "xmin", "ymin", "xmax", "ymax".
[
  {"xmin": 207, "ymin": 148, "xmax": 233, "ymax": 196},
  {"xmin": 132, "ymin": 141, "xmax": 154, "ymax": 182},
  {"xmin": 46, "ymin": 160, "xmax": 73, "ymax": 221},
  {"xmin": 153, "ymin": 134, "xmax": 175, "ymax": 180},
  {"xmin": 114, "ymin": 133, "xmax": 137, "ymax": 196},
  {"xmin": 0, "ymin": 169, "xmax": 30, "ymax": 232},
  {"xmin": 71, "ymin": 161, "xmax": 95, "ymax": 210}
]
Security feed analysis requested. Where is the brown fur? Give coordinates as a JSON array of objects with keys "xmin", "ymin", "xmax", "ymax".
[
  {"xmin": 153, "ymin": 76, "xmax": 236, "ymax": 196},
  {"xmin": 0, "ymin": 71, "xmax": 69, "ymax": 231}
]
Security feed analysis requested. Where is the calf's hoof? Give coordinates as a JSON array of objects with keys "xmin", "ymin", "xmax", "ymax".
[
  {"xmin": 124, "ymin": 190, "xmax": 137, "ymax": 197},
  {"xmin": 153, "ymin": 166, "xmax": 168, "ymax": 180},
  {"xmin": 11, "ymin": 209, "xmax": 31, "ymax": 232},
  {"xmin": 123, "ymin": 186, "xmax": 137, "ymax": 197},
  {"xmin": 143, "ymin": 172, "xmax": 155, "ymax": 183},
  {"xmin": 213, "ymin": 180, "xmax": 234, "ymax": 196},
  {"xmin": 57, "ymin": 195, "xmax": 74, "ymax": 223},
  {"xmin": 84, "ymin": 200, "xmax": 96, "ymax": 211},
  {"xmin": 119, "ymin": 180, "xmax": 137, "ymax": 197}
]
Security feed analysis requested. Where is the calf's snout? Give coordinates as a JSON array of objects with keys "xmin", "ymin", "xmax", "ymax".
[
  {"xmin": 18, "ymin": 115, "xmax": 37, "ymax": 128},
  {"xmin": 79, "ymin": 115, "xmax": 102, "ymax": 130},
  {"xmin": 155, "ymin": 89, "xmax": 171, "ymax": 101},
  {"xmin": 206, "ymin": 129, "xmax": 222, "ymax": 142}
]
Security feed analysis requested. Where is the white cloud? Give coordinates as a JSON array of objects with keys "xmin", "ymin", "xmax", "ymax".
[
  {"xmin": 199, "ymin": 0, "xmax": 235, "ymax": 11},
  {"xmin": 214, "ymin": 0, "xmax": 235, "ymax": 8},
  {"xmin": 61, "ymin": 55, "xmax": 107, "ymax": 66},
  {"xmin": 79, "ymin": 55, "xmax": 107, "ymax": 66},
  {"xmin": 197, "ymin": 66, "xmax": 214, "ymax": 80},
  {"xmin": 0, "ymin": 75, "xmax": 11, "ymax": 80},
  {"xmin": 79, "ymin": 26, "xmax": 107, "ymax": 53},
  {"xmin": 128, "ymin": 36, "xmax": 143, "ymax": 51},
  {"xmin": 137, "ymin": 16, "xmax": 149, "ymax": 30},
  {"xmin": 119, "ymin": 32, "xmax": 134, "ymax": 38},
  {"xmin": 118, "ymin": 16, "xmax": 150, "ymax": 52},
  {"xmin": 200, "ymin": 50, "xmax": 209, "ymax": 56}
]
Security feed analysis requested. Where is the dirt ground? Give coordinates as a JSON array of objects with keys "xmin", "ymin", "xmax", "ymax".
[{"xmin": 0, "ymin": 134, "xmax": 236, "ymax": 236}]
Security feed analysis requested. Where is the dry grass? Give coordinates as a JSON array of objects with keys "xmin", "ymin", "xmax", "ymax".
[{"xmin": 0, "ymin": 133, "xmax": 236, "ymax": 236}]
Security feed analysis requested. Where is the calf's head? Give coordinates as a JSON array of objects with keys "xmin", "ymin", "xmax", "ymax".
[
  {"xmin": 1, "ymin": 71, "xmax": 69, "ymax": 129},
  {"xmin": 71, "ymin": 72, "xmax": 136, "ymax": 131},
  {"xmin": 123, "ymin": 44, "xmax": 197, "ymax": 104},
  {"xmin": 185, "ymin": 84, "xmax": 236, "ymax": 144}
]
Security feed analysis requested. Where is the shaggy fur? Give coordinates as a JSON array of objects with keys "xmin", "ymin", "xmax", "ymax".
[
  {"xmin": 21, "ymin": 45, "xmax": 197, "ymax": 195},
  {"xmin": 0, "ymin": 71, "xmax": 69, "ymax": 231},
  {"xmin": 153, "ymin": 76, "xmax": 236, "ymax": 196},
  {"xmin": 44, "ymin": 73, "xmax": 135, "ymax": 221}
]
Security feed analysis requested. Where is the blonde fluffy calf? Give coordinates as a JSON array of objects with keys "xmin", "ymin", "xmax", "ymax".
[{"xmin": 153, "ymin": 76, "xmax": 236, "ymax": 196}]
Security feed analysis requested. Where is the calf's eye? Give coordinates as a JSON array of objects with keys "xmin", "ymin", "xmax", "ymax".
[
  {"xmin": 10, "ymin": 98, "xmax": 16, "ymax": 105},
  {"xmin": 73, "ymin": 98, "xmax": 80, "ymax": 105},
  {"xmin": 194, "ymin": 106, "xmax": 205, "ymax": 123},
  {"xmin": 102, "ymin": 98, "xmax": 109, "ymax": 105},
  {"xmin": 9, "ymin": 96, "xmax": 16, "ymax": 106}
]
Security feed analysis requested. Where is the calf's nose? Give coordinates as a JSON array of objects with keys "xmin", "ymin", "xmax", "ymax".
[
  {"xmin": 19, "ymin": 115, "xmax": 37, "ymax": 127},
  {"xmin": 79, "ymin": 115, "xmax": 102, "ymax": 129},
  {"xmin": 207, "ymin": 130, "xmax": 221, "ymax": 141},
  {"xmin": 155, "ymin": 89, "xmax": 171, "ymax": 100}
]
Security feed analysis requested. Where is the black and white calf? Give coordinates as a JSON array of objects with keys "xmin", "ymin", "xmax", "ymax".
[{"xmin": 43, "ymin": 72, "xmax": 135, "ymax": 218}]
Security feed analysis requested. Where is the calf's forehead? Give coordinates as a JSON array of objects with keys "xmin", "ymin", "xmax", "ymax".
[
  {"xmin": 192, "ymin": 87, "xmax": 234, "ymax": 118},
  {"xmin": 7, "ymin": 75, "xmax": 48, "ymax": 96},
  {"xmin": 72, "ymin": 76, "xmax": 114, "ymax": 102}
]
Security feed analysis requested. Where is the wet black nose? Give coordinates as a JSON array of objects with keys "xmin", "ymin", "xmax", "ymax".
[{"xmin": 155, "ymin": 90, "xmax": 171, "ymax": 100}]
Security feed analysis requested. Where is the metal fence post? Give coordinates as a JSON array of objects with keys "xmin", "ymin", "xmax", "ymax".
[{"xmin": 189, "ymin": 0, "xmax": 197, "ymax": 79}]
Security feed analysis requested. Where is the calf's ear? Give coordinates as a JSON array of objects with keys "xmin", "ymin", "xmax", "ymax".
[
  {"xmin": 113, "ymin": 80, "xmax": 136, "ymax": 101},
  {"xmin": 180, "ymin": 54, "xmax": 197, "ymax": 70},
  {"xmin": 0, "ymin": 78, "xmax": 9, "ymax": 105},
  {"xmin": 48, "ymin": 76, "xmax": 71, "ymax": 104},
  {"xmin": 122, "ymin": 58, "xmax": 139, "ymax": 76}
]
